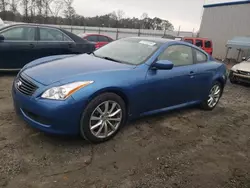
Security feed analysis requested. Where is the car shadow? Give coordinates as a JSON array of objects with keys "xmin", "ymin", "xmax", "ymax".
[
  {"xmin": 0, "ymin": 71, "xmax": 18, "ymax": 77},
  {"xmin": 24, "ymin": 105, "xmax": 198, "ymax": 147},
  {"xmin": 25, "ymin": 125, "xmax": 91, "ymax": 147},
  {"xmin": 230, "ymin": 82, "xmax": 250, "ymax": 88},
  {"xmin": 125, "ymin": 105, "xmax": 198, "ymax": 128}
]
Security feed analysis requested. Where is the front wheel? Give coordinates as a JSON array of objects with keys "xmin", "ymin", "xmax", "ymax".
[
  {"xmin": 229, "ymin": 71, "xmax": 237, "ymax": 84},
  {"xmin": 80, "ymin": 93, "xmax": 126, "ymax": 143},
  {"xmin": 201, "ymin": 82, "xmax": 222, "ymax": 110}
]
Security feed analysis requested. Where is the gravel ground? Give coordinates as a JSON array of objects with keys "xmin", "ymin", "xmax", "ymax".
[{"xmin": 0, "ymin": 74, "xmax": 250, "ymax": 188}]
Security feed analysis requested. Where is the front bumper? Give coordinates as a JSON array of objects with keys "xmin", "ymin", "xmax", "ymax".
[
  {"xmin": 12, "ymin": 83, "xmax": 88, "ymax": 135},
  {"xmin": 229, "ymin": 71, "xmax": 250, "ymax": 84}
]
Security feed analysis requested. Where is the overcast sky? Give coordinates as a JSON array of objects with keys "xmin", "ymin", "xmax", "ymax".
[{"xmin": 73, "ymin": 0, "xmax": 240, "ymax": 31}]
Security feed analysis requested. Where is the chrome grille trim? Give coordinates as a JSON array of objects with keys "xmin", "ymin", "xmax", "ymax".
[
  {"xmin": 15, "ymin": 74, "xmax": 38, "ymax": 96},
  {"xmin": 238, "ymin": 70, "xmax": 250, "ymax": 76}
]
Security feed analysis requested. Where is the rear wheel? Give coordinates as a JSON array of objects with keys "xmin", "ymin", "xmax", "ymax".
[
  {"xmin": 201, "ymin": 82, "xmax": 222, "ymax": 110},
  {"xmin": 80, "ymin": 93, "xmax": 126, "ymax": 143}
]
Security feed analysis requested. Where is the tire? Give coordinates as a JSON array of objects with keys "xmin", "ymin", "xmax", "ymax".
[
  {"xmin": 201, "ymin": 81, "xmax": 222, "ymax": 111},
  {"xmin": 230, "ymin": 78, "xmax": 237, "ymax": 84},
  {"xmin": 80, "ymin": 92, "xmax": 126, "ymax": 143},
  {"xmin": 229, "ymin": 71, "xmax": 237, "ymax": 84}
]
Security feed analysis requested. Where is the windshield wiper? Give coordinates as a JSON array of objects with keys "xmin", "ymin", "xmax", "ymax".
[
  {"xmin": 92, "ymin": 53, "xmax": 126, "ymax": 64},
  {"xmin": 101, "ymin": 56, "xmax": 123, "ymax": 63},
  {"xmin": 91, "ymin": 52, "xmax": 97, "ymax": 57}
]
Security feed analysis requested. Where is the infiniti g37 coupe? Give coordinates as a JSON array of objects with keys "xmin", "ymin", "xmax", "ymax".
[
  {"xmin": 0, "ymin": 24, "xmax": 95, "ymax": 71},
  {"xmin": 12, "ymin": 37, "xmax": 227, "ymax": 143}
]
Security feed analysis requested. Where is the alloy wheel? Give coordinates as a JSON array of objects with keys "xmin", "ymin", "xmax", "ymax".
[
  {"xmin": 207, "ymin": 84, "xmax": 221, "ymax": 108},
  {"xmin": 89, "ymin": 100, "xmax": 122, "ymax": 138}
]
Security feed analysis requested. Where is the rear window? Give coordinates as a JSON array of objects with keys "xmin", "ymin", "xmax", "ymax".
[
  {"xmin": 195, "ymin": 40, "xmax": 203, "ymax": 47},
  {"xmin": 107, "ymin": 37, "xmax": 113, "ymax": 42},
  {"xmin": 98, "ymin": 36, "xmax": 109, "ymax": 42},
  {"xmin": 205, "ymin": 40, "xmax": 212, "ymax": 48},
  {"xmin": 184, "ymin": 39, "xmax": 193, "ymax": 44}
]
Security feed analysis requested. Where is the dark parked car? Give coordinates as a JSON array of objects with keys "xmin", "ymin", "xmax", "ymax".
[{"xmin": 0, "ymin": 24, "xmax": 95, "ymax": 70}]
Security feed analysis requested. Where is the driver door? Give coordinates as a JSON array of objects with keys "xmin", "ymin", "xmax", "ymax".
[
  {"xmin": 143, "ymin": 44, "xmax": 196, "ymax": 112},
  {"xmin": 0, "ymin": 25, "xmax": 37, "ymax": 70}
]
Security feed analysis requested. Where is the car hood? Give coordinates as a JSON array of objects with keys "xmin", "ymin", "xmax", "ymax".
[
  {"xmin": 23, "ymin": 54, "xmax": 136, "ymax": 85},
  {"xmin": 234, "ymin": 61, "xmax": 250, "ymax": 72}
]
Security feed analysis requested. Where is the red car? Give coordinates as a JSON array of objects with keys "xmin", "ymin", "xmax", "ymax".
[
  {"xmin": 78, "ymin": 33, "xmax": 114, "ymax": 49},
  {"xmin": 182, "ymin": 37, "xmax": 213, "ymax": 55}
]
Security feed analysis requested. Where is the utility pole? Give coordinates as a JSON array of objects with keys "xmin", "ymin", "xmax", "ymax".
[{"xmin": 177, "ymin": 26, "xmax": 181, "ymax": 36}]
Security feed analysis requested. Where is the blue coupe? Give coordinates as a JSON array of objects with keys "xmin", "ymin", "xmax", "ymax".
[{"xmin": 12, "ymin": 37, "xmax": 227, "ymax": 143}]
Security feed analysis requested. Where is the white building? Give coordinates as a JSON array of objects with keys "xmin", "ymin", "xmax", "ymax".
[{"xmin": 199, "ymin": 1, "xmax": 250, "ymax": 59}]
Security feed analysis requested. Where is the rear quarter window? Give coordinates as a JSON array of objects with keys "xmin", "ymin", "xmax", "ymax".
[{"xmin": 195, "ymin": 49, "xmax": 208, "ymax": 63}]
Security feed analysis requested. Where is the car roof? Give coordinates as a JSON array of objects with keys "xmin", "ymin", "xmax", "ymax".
[
  {"xmin": 128, "ymin": 37, "xmax": 175, "ymax": 44},
  {"xmin": 125, "ymin": 37, "xmax": 174, "ymax": 44},
  {"xmin": 80, "ymin": 33, "xmax": 113, "ymax": 38},
  {"xmin": 183, "ymin": 37, "xmax": 212, "ymax": 41},
  {"xmin": 0, "ymin": 23, "xmax": 64, "ymax": 31},
  {"xmin": 0, "ymin": 23, "xmax": 90, "ymax": 43},
  {"xmin": 83, "ymin": 33, "xmax": 107, "ymax": 36},
  {"xmin": 123, "ymin": 37, "xmax": 211, "ymax": 56}
]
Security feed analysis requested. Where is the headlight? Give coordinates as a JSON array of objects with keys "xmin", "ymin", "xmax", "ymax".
[
  {"xmin": 231, "ymin": 65, "xmax": 238, "ymax": 72},
  {"xmin": 41, "ymin": 81, "xmax": 94, "ymax": 100}
]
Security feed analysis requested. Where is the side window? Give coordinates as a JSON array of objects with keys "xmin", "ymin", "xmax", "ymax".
[
  {"xmin": 195, "ymin": 49, "xmax": 207, "ymax": 63},
  {"xmin": 195, "ymin": 39, "xmax": 203, "ymax": 48},
  {"xmin": 39, "ymin": 28, "xmax": 72, "ymax": 41},
  {"xmin": 86, "ymin": 35, "xmax": 98, "ymax": 42},
  {"xmin": 158, "ymin": 45, "xmax": 194, "ymax": 66},
  {"xmin": 0, "ymin": 26, "xmax": 35, "ymax": 41},
  {"xmin": 98, "ymin": 36, "xmax": 109, "ymax": 42},
  {"xmin": 205, "ymin": 40, "xmax": 212, "ymax": 48}
]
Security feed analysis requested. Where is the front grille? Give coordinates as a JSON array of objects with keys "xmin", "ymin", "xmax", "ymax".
[
  {"xmin": 15, "ymin": 74, "xmax": 38, "ymax": 96},
  {"xmin": 238, "ymin": 70, "xmax": 250, "ymax": 76}
]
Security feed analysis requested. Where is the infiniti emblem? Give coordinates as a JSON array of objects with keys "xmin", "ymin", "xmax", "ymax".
[{"xmin": 16, "ymin": 80, "xmax": 22, "ymax": 87}]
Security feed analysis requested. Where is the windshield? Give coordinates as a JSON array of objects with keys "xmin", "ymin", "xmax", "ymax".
[{"xmin": 93, "ymin": 38, "xmax": 161, "ymax": 65}]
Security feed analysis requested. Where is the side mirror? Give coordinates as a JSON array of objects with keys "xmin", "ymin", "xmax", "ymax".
[
  {"xmin": 153, "ymin": 60, "xmax": 174, "ymax": 70},
  {"xmin": 242, "ymin": 57, "xmax": 246, "ymax": 61},
  {"xmin": 0, "ymin": 35, "xmax": 4, "ymax": 41}
]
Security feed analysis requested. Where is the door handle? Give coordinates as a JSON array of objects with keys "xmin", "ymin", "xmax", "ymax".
[
  {"xmin": 189, "ymin": 71, "xmax": 195, "ymax": 78},
  {"xmin": 68, "ymin": 43, "xmax": 73, "ymax": 48},
  {"xmin": 29, "ymin": 44, "xmax": 35, "ymax": 48},
  {"xmin": 189, "ymin": 71, "xmax": 195, "ymax": 75}
]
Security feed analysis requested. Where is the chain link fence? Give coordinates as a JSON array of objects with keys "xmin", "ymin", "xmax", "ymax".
[
  {"xmin": 56, "ymin": 25, "xmax": 195, "ymax": 39},
  {"xmin": 3, "ymin": 20, "xmax": 195, "ymax": 39}
]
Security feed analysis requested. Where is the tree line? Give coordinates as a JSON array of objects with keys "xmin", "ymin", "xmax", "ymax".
[{"xmin": 0, "ymin": 0, "xmax": 174, "ymax": 30}]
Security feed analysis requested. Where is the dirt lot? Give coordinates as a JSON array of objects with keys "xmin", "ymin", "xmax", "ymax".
[{"xmin": 0, "ymin": 74, "xmax": 250, "ymax": 188}]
